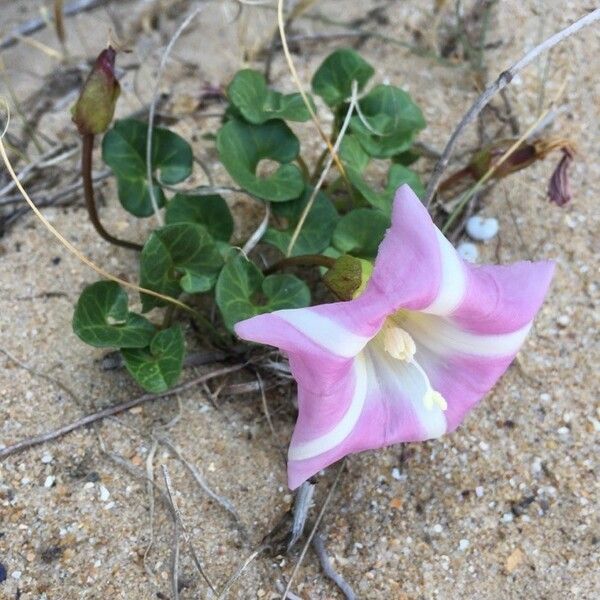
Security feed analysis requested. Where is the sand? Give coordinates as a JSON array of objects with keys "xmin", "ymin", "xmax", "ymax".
[{"xmin": 0, "ymin": 1, "xmax": 599, "ymax": 598}]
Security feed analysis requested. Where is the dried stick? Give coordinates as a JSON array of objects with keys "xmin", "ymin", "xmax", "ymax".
[
  {"xmin": 286, "ymin": 80, "xmax": 358, "ymax": 257},
  {"xmin": 146, "ymin": 6, "xmax": 204, "ymax": 225},
  {"xmin": 0, "ymin": 364, "xmax": 245, "ymax": 460},
  {"xmin": 312, "ymin": 530, "xmax": 356, "ymax": 600},
  {"xmin": 162, "ymin": 465, "xmax": 217, "ymax": 597},
  {"xmin": 0, "ymin": 0, "xmax": 112, "ymax": 51},
  {"xmin": 157, "ymin": 437, "xmax": 246, "ymax": 537},
  {"xmin": 424, "ymin": 7, "xmax": 600, "ymax": 206},
  {"xmin": 280, "ymin": 460, "xmax": 345, "ymax": 600}
]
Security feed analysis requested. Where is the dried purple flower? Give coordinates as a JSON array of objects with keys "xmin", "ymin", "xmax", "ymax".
[{"xmin": 548, "ymin": 148, "xmax": 574, "ymax": 206}]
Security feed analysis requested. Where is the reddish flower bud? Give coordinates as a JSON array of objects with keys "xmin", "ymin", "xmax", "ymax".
[
  {"xmin": 548, "ymin": 148, "xmax": 574, "ymax": 206},
  {"xmin": 71, "ymin": 46, "xmax": 120, "ymax": 135}
]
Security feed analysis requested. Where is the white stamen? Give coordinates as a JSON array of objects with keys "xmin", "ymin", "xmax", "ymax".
[
  {"xmin": 423, "ymin": 390, "xmax": 448, "ymax": 411},
  {"xmin": 382, "ymin": 325, "xmax": 416, "ymax": 362}
]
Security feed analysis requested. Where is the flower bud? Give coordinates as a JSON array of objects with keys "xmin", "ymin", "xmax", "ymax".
[
  {"xmin": 323, "ymin": 255, "xmax": 373, "ymax": 301},
  {"xmin": 71, "ymin": 46, "xmax": 120, "ymax": 135}
]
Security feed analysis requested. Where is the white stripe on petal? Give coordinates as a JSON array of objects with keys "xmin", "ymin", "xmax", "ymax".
[
  {"xmin": 277, "ymin": 309, "xmax": 370, "ymax": 358},
  {"xmin": 423, "ymin": 229, "xmax": 466, "ymax": 316},
  {"xmin": 364, "ymin": 347, "xmax": 447, "ymax": 439},
  {"xmin": 404, "ymin": 314, "xmax": 532, "ymax": 358},
  {"xmin": 288, "ymin": 354, "xmax": 368, "ymax": 461}
]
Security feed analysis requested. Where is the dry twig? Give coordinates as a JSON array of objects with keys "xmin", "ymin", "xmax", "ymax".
[
  {"xmin": 312, "ymin": 530, "xmax": 356, "ymax": 600},
  {"xmin": 425, "ymin": 7, "xmax": 600, "ymax": 205},
  {"xmin": 0, "ymin": 364, "xmax": 245, "ymax": 460},
  {"xmin": 281, "ymin": 460, "xmax": 345, "ymax": 599}
]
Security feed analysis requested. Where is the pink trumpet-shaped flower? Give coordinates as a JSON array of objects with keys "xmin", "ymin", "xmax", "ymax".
[{"xmin": 235, "ymin": 185, "xmax": 555, "ymax": 489}]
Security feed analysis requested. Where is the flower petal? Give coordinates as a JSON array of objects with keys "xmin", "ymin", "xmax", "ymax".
[
  {"xmin": 234, "ymin": 293, "xmax": 387, "ymax": 360},
  {"xmin": 287, "ymin": 346, "xmax": 446, "ymax": 489},
  {"xmin": 417, "ymin": 351, "xmax": 514, "ymax": 432},
  {"xmin": 451, "ymin": 261, "xmax": 555, "ymax": 334},
  {"xmin": 363, "ymin": 184, "xmax": 467, "ymax": 316}
]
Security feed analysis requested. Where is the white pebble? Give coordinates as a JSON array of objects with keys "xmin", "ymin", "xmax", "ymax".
[
  {"xmin": 432, "ymin": 524, "xmax": 443, "ymax": 533},
  {"xmin": 25, "ymin": 390, "xmax": 34, "ymax": 401},
  {"xmin": 44, "ymin": 475, "xmax": 55, "ymax": 488},
  {"xmin": 557, "ymin": 315, "xmax": 570, "ymax": 327},
  {"xmin": 459, "ymin": 539, "xmax": 470, "ymax": 551},
  {"xmin": 475, "ymin": 486, "xmax": 484, "ymax": 497},
  {"xmin": 457, "ymin": 241, "xmax": 479, "ymax": 262},
  {"xmin": 466, "ymin": 216, "xmax": 499, "ymax": 242},
  {"xmin": 11, "ymin": 571, "xmax": 22, "ymax": 580},
  {"xmin": 98, "ymin": 485, "xmax": 110, "ymax": 502},
  {"xmin": 391, "ymin": 467, "xmax": 406, "ymax": 481},
  {"xmin": 502, "ymin": 512, "xmax": 514, "ymax": 523},
  {"xmin": 41, "ymin": 452, "xmax": 54, "ymax": 464},
  {"xmin": 557, "ymin": 426, "xmax": 570, "ymax": 436},
  {"xmin": 540, "ymin": 393, "xmax": 551, "ymax": 402}
]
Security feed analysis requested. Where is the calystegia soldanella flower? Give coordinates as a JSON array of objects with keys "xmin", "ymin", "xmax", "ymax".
[{"xmin": 235, "ymin": 185, "xmax": 555, "ymax": 489}]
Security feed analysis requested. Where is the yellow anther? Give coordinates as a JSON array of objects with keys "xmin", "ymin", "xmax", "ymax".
[
  {"xmin": 382, "ymin": 325, "xmax": 416, "ymax": 362},
  {"xmin": 424, "ymin": 390, "xmax": 448, "ymax": 411}
]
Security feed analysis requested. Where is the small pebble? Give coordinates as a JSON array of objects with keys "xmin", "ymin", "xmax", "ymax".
[
  {"xmin": 540, "ymin": 393, "xmax": 551, "ymax": 402},
  {"xmin": 502, "ymin": 512, "xmax": 514, "ymax": 523},
  {"xmin": 466, "ymin": 216, "xmax": 499, "ymax": 242},
  {"xmin": 391, "ymin": 467, "xmax": 407, "ymax": 481},
  {"xmin": 99, "ymin": 485, "xmax": 110, "ymax": 502},
  {"xmin": 44, "ymin": 475, "xmax": 55, "ymax": 488},
  {"xmin": 459, "ymin": 539, "xmax": 470, "ymax": 551},
  {"xmin": 432, "ymin": 524, "xmax": 443, "ymax": 533},
  {"xmin": 11, "ymin": 570, "xmax": 22, "ymax": 580},
  {"xmin": 557, "ymin": 426, "xmax": 570, "ymax": 436},
  {"xmin": 557, "ymin": 315, "xmax": 570, "ymax": 327},
  {"xmin": 41, "ymin": 452, "xmax": 54, "ymax": 464},
  {"xmin": 457, "ymin": 241, "xmax": 479, "ymax": 262},
  {"xmin": 475, "ymin": 486, "xmax": 484, "ymax": 497}
]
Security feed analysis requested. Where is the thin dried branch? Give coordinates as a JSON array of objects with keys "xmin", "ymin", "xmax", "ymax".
[
  {"xmin": 0, "ymin": 364, "xmax": 245, "ymax": 460},
  {"xmin": 286, "ymin": 80, "xmax": 358, "ymax": 256},
  {"xmin": 161, "ymin": 464, "xmax": 217, "ymax": 596},
  {"xmin": 158, "ymin": 437, "xmax": 246, "ymax": 537},
  {"xmin": 146, "ymin": 5, "xmax": 205, "ymax": 226},
  {"xmin": 425, "ymin": 7, "xmax": 600, "ymax": 206},
  {"xmin": 281, "ymin": 460, "xmax": 345, "ymax": 599},
  {"xmin": 312, "ymin": 530, "xmax": 357, "ymax": 600}
]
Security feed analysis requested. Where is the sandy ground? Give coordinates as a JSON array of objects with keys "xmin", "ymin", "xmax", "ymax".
[{"xmin": 0, "ymin": 1, "xmax": 599, "ymax": 598}]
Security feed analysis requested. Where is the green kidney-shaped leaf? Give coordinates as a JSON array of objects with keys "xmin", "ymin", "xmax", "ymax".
[
  {"xmin": 311, "ymin": 49, "xmax": 375, "ymax": 107},
  {"xmin": 217, "ymin": 119, "xmax": 304, "ymax": 202},
  {"xmin": 73, "ymin": 281, "xmax": 156, "ymax": 348},
  {"xmin": 216, "ymin": 255, "xmax": 310, "ymax": 331},
  {"xmin": 165, "ymin": 193, "xmax": 233, "ymax": 242},
  {"xmin": 332, "ymin": 208, "xmax": 390, "ymax": 259},
  {"xmin": 122, "ymin": 325, "xmax": 184, "ymax": 393},
  {"xmin": 262, "ymin": 188, "xmax": 338, "ymax": 256},
  {"xmin": 140, "ymin": 223, "xmax": 223, "ymax": 311},
  {"xmin": 228, "ymin": 69, "xmax": 312, "ymax": 124},
  {"xmin": 102, "ymin": 119, "xmax": 193, "ymax": 217},
  {"xmin": 349, "ymin": 84, "xmax": 426, "ymax": 158},
  {"xmin": 340, "ymin": 135, "xmax": 424, "ymax": 214}
]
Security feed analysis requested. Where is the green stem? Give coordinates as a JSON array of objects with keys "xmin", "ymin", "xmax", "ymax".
[
  {"xmin": 81, "ymin": 134, "xmax": 143, "ymax": 251},
  {"xmin": 296, "ymin": 155, "xmax": 310, "ymax": 180},
  {"xmin": 264, "ymin": 254, "xmax": 336, "ymax": 275}
]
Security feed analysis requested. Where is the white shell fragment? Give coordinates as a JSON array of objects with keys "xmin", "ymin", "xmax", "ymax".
[
  {"xmin": 457, "ymin": 242, "xmax": 479, "ymax": 263},
  {"xmin": 466, "ymin": 216, "xmax": 499, "ymax": 242}
]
